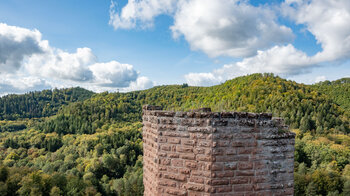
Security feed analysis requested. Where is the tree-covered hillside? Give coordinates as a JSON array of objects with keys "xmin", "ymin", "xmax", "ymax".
[
  {"xmin": 0, "ymin": 73, "xmax": 349, "ymax": 195},
  {"xmin": 41, "ymin": 73, "xmax": 349, "ymax": 136},
  {"xmin": 313, "ymin": 78, "xmax": 350, "ymax": 113},
  {"xmin": 0, "ymin": 87, "xmax": 94, "ymax": 120}
]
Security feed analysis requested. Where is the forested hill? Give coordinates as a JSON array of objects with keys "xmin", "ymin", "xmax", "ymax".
[
  {"xmin": 312, "ymin": 78, "xmax": 350, "ymax": 112},
  {"xmin": 0, "ymin": 73, "xmax": 350, "ymax": 195},
  {"xmin": 41, "ymin": 73, "xmax": 349, "ymax": 135},
  {"xmin": 0, "ymin": 87, "xmax": 94, "ymax": 120}
]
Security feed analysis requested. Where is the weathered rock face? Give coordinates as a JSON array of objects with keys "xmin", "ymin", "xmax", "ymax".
[{"xmin": 142, "ymin": 105, "xmax": 295, "ymax": 196}]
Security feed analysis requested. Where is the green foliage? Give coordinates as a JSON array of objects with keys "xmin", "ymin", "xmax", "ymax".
[
  {"xmin": 112, "ymin": 157, "xmax": 143, "ymax": 196},
  {"xmin": 314, "ymin": 78, "xmax": 350, "ymax": 112},
  {"xmin": 0, "ymin": 73, "xmax": 349, "ymax": 195},
  {"xmin": 0, "ymin": 122, "xmax": 143, "ymax": 195},
  {"xmin": 0, "ymin": 87, "xmax": 94, "ymax": 120},
  {"xmin": 293, "ymin": 131, "xmax": 350, "ymax": 195},
  {"xmin": 326, "ymin": 190, "xmax": 339, "ymax": 196},
  {"xmin": 0, "ymin": 165, "xmax": 8, "ymax": 182},
  {"xmin": 181, "ymin": 83, "xmax": 189, "ymax": 88},
  {"xmin": 50, "ymin": 186, "xmax": 63, "ymax": 196},
  {"xmin": 343, "ymin": 180, "xmax": 350, "ymax": 195},
  {"xmin": 0, "ymin": 121, "xmax": 27, "ymax": 133},
  {"xmin": 36, "ymin": 74, "xmax": 350, "ymax": 136},
  {"xmin": 306, "ymin": 182, "xmax": 317, "ymax": 196},
  {"xmin": 37, "ymin": 92, "xmax": 141, "ymax": 135}
]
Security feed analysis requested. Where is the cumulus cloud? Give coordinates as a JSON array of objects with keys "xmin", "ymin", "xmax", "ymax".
[
  {"xmin": 315, "ymin": 76, "xmax": 326, "ymax": 83},
  {"xmin": 283, "ymin": 0, "xmax": 350, "ymax": 63},
  {"xmin": 111, "ymin": 0, "xmax": 350, "ymax": 86},
  {"xmin": 185, "ymin": 44, "xmax": 316, "ymax": 86},
  {"xmin": 0, "ymin": 74, "xmax": 50, "ymax": 95},
  {"xmin": 110, "ymin": 0, "xmax": 294, "ymax": 57},
  {"xmin": 0, "ymin": 23, "xmax": 44, "ymax": 73},
  {"xmin": 125, "ymin": 76, "xmax": 154, "ymax": 91},
  {"xmin": 89, "ymin": 61, "xmax": 138, "ymax": 87},
  {"xmin": 183, "ymin": 0, "xmax": 350, "ymax": 86},
  {"xmin": 0, "ymin": 23, "xmax": 153, "ymax": 95},
  {"xmin": 184, "ymin": 73, "xmax": 222, "ymax": 87},
  {"xmin": 235, "ymin": 44, "xmax": 315, "ymax": 75},
  {"xmin": 26, "ymin": 47, "xmax": 95, "ymax": 82},
  {"xmin": 171, "ymin": 0, "xmax": 294, "ymax": 57},
  {"xmin": 109, "ymin": 0, "xmax": 178, "ymax": 29}
]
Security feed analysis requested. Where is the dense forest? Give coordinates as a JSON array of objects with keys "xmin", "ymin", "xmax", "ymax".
[
  {"xmin": 0, "ymin": 73, "xmax": 349, "ymax": 195},
  {"xmin": 313, "ymin": 78, "xmax": 350, "ymax": 113},
  {"xmin": 0, "ymin": 87, "xmax": 94, "ymax": 120}
]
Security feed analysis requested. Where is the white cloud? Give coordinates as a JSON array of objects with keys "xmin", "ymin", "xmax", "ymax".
[
  {"xmin": 109, "ymin": 0, "xmax": 178, "ymax": 29},
  {"xmin": 110, "ymin": 0, "xmax": 294, "ymax": 58},
  {"xmin": 0, "ymin": 74, "xmax": 50, "ymax": 95},
  {"xmin": 315, "ymin": 76, "xmax": 326, "ymax": 83},
  {"xmin": 0, "ymin": 23, "xmax": 44, "ymax": 73},
  {"xmin": 282, "ymin": 0, "xmax": 350, "ymax": 62},
  {"xmin": 76, "ymin": 76, "xmax": 154, "ymax": 93},
  {"xmin": 125, "ymin": 76, "xmax": 154, "ymax": 91},
  {"xmin": 184, "ymin": 73, "xmax": 222, "ymax": 86},
  {"xmin": 26, "ymin": 47, "xmax": 95, "ymax": 82},
  {"xmin": 185, "ymin": 44, "xmax": 316, "ymax": 86},
  {"xmin": 0, "ymin": 23, "xmax": 154, "ymax": 95},
  {"xmin": 184, "ymin": 0, "xmax": 350, "ymax": 86},
  {"xmin": 110, "ymin": 0, "xmax": 350, "ymax": 84},
  {"xmin": 89, "ymin": 61, "xmax": 138, "ymax": 87},
  {"xmin": 235, "ymin": 44, "xmax": 314, "ymax": 75},
  {"xmin": 171, "ymin": 0, "xmax": 294, "ymax": 57}
]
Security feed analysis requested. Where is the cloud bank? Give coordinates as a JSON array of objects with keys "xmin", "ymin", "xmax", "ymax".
[
  {"xmin": 0, "ymin": 23, "xmax": 154, "ymax": 95},
  {"xmin": 0, "ymin": 23, "xmax": 44, "ymax": 73},
  {"xmin": 171, "ymin": 0, "xmax": 294, "ymax": 58},
  {"xmin": 109, "ymin": 0, "xmax": 178, "ymax": 29},
  {"xmin": 110, "ymin": 0, "xmax": 350, "ymax": 86}
]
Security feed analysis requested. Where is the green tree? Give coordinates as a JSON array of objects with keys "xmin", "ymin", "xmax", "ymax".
[
  {"xmin": 306, "ymin": 182, "xmax": 317, "ymax": 196},
  {"xmin": 0, "ymin": 166, "xmax": 8, "ymax": 182},
  {"xmin": 343, "ymin": 180, "xmax": 350, "ymax": 196},
  {"xmin": 300, "ymin": 115, "xmax": 312, "ymax": 132},
  {"xmin": 326, "ymin": 190, "xmax": 339, "ymax": 196},
  {"xmin": 17, "ymin": 171, "xmax": 51, "ymax": 196}
]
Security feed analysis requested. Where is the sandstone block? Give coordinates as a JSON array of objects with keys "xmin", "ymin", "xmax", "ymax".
[{"xmin": 143, "ymin": 106, "xmax": 294, "ymax": 196}]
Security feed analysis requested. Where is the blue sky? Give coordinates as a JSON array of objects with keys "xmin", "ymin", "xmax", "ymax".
[
  {"xmin": 0, "ymin": 0, "xmax": 349, "ymax": 94},
  {"xmin": 0, "ymin": 0, "xmax": 212, "ymax": 85}
]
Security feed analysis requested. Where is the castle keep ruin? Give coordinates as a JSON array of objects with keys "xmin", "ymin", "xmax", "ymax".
[{"xmin": 142, "ymin": 105, "xmax": 295, "ymax": 196}]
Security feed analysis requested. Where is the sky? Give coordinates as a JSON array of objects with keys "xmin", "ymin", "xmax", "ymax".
[{"xmin": 0, "ymin": 0, "xmax": 349, "ymax": 95}]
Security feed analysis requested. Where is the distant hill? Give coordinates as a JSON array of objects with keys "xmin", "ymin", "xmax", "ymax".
[
  {"xmin": 0, "ymin": 73, "xmax": 349, "ymax": 196},
  {"xmin": 312, "ymin": 78, "xmax": 350, "ymax": 113},
  {"xmin": 0, "ymin": 87, "xmax": 94, "ymax": 120},
  {"xmin": 40, "ymin": 73, "xmax": 349, "ymax": 135}
]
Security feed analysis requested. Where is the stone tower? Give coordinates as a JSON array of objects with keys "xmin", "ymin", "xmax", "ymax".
[{"xmin": 142, "ymin": 105, "xmax": 295, "ymax": 196}]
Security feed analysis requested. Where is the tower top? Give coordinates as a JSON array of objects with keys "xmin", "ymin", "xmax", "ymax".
[{"xmin": 142, "ymin": 105, "xmax": 295, "ymax": 195}]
